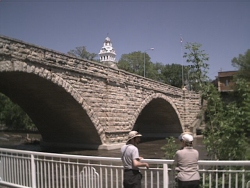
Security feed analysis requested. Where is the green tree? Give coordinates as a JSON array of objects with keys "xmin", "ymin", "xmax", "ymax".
[
  {"xmin": 0, "ymin": 93, "xmax": 36, "ymax": 131},
  {"xmin": 68, "ymin": 46, "xmax": 98, "ymax": 61},
  {"xmin": 0, "ymin": 93, "xmax": 8, "ymax": 124},
  {"xmin": 117, "ymin": 51, "xmax": 143, "ymax": 75},
  {"xmin": 118, "ymin": 51, "xmax": 187, "ymax": 87},
  {"xmin": 146, "ymin": 62, "xmax": 165, "ymax": 82},
  {"xmin": 232, "ymin": 49, "xmax": 250, "ymax": 81},
  {"xmin": 161, "ymin": 137, "xmax": 179, "ymax": 159},
  {"xmin": 161, "ymin": 64, "xmax": 190, "ymax": 88},
  {"xmin": 202, "ymin": 70, "xmax": 250, "ymax": 160},
  {"xmin": 183, "ymin": 44, "xmax": 250, "ymax": 160},
  {"xmin": 117, "ymin": 51, "xmax": 159, "ymax": 78},
  {"xmin": 234, "ymin": 79, "xmax": 250, "ymax": 136},
  {"xmin": 203, "ymin": 91, "xmax": 249, "ymax": 160},
  {"xmin": 202, "ymin": 83, "xmax": 224, "ymax": 160},
  {"xmin": 183, "ymin": 42, "xmax": 209, "ymax": 91},
  {"xmin": 162, "ymin": 64, "xmax": 182, "ymax": 87}
]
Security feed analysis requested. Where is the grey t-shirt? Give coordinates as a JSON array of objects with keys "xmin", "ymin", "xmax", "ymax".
[
  {"xmin": 121, "ymin": 144, "xmax": 140, "ymax": 170},
  {"xmin": 174, "ymin": 147, "xmax": 200, "ymax": 181}
]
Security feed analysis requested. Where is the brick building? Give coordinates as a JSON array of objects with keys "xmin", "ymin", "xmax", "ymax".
[{"xmin": 217, "ymin": 71, "xmax": 237, "ymax": 92}]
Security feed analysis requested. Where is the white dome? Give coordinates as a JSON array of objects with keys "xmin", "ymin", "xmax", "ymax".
[{"xmin": 99, "ymin": 36, "xmax": 116, "ymax": 63}]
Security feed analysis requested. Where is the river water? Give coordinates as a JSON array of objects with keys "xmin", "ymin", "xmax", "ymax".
[{"xmin": 0, "ymin": 132, "xmax": 208, "ymax": 160}]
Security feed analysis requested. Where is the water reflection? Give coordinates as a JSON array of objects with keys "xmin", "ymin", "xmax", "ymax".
[{"xmin": 0, "ymin": 132, "xmax": 207, "ymax": 159}]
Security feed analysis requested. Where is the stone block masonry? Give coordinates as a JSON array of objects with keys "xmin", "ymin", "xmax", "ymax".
[{"xmin": 0, "ymin": 35, "xmax": 201, "ymax": 150}]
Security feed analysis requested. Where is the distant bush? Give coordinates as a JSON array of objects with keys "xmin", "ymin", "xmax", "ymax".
[
  {"xmin": 161, "ymin": 136, "xmax": 179, "ymax": 159},
  {"xmin": 0, "ymin": 93, "xmax": 37, "ymax": 131}
]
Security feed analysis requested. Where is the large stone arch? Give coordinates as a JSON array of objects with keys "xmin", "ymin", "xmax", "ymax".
[
  {"xmin": 0, "ymin": 60, "xmax": 105, "ymax": 149},
  {"xmin": 0, "ymin": 35, "xmax": 203, "ymax": 150},
  {"xmin": 131, "ymin": 93, "xmax": 183, "ymax": 139}
]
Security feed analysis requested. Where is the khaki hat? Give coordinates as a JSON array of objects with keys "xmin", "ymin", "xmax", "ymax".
[{"xmin": 127, "ymin": 131, "xmax": 142, "ymax": 142}]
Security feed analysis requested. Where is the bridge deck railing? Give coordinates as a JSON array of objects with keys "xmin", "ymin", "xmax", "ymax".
[{"xmin": 0, "ymin": 148, "xmax": 249, "ymax": 188}]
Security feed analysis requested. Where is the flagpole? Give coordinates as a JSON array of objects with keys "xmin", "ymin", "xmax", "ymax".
[{"xmin": 180, "ymin": 35, "xmax": 184, "ymax": 88}]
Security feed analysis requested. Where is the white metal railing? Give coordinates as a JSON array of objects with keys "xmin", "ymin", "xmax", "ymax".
[{"xmin": 0, "ymin": 148, "xmax": 249, "ymax": 188}]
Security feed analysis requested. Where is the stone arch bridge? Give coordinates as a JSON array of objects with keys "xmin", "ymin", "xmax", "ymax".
[{"xmin": 0, "ymin": 36, "xmax": 201, "ymax": 150}]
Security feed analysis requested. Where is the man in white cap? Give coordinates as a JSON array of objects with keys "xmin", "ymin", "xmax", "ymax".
[
  {"xmin": 121, "ymin": 131, "xmax": 149, "ymax": 188},
  {"xmin": 174, "ymin": 134, "xmax": 200, "ymax": 188}
]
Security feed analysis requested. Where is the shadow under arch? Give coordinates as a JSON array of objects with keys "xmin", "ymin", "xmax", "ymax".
[
  {"xmin": 0, "ymin": 64, "xmax": 104, "ymax": 150},
  {"xmin": 132, "ymin": 93, "xmax": 183, "ymax": 140}
]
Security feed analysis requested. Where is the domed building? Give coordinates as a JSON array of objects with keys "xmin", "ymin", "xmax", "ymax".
[{"xmin": 99, "ymin": 37, "xmax": 117, "ymax": 68}]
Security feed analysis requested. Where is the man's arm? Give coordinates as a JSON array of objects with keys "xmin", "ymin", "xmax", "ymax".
[{"xmin": 133, "ymin": 159, "xmax": 149, "ymax": 169}]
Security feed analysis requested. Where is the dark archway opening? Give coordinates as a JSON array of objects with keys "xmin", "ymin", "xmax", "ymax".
[
  {"xmin": 134, "ymin": 98, "xmax": 182, "ymax": 141},
  {"xmin": 0, "ymin": 72, "xmax": 101, "ymax": 150}
]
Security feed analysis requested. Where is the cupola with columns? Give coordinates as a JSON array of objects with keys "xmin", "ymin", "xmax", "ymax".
[{"xmin": 99, "ymin": 37, "xmax": 116, "ymax": 64}]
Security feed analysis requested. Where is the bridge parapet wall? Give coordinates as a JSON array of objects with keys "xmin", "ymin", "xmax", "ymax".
[{"xmin": 0, "ymin": 36, "xmax": 201, "ymax": 146}]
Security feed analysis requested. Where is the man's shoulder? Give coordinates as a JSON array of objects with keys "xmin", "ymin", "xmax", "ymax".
[
  {"xmin": 176, "ymin": 149, "xmax": 183, "ymax": 155},
  {"xmin": 121, "ymin": 144, "xmax": 137, "ymax": 151},
  {"xmin": 126, "ymin": 144, "xmax": 138, "ymax": 153},
  {"xmin": 121, "ymin": 144, "xmax": 127, "ymax": 149},
  {"xmin": 127, "ymin": 144, "xmax": 137, "ymax": 149},
  {"xmin": 183, "ymin": 147, "xmax": 199, "ymax": 154}
]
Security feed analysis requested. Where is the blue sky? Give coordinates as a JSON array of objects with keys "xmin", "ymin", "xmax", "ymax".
[{"xmin": 0, "ymin": 0, "xmax": 249, "ymax": 79}]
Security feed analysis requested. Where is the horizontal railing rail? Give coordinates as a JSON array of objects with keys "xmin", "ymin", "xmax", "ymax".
[{"xmin": 0, "ymin": 148, "xmax": 249, "ymax": 188}]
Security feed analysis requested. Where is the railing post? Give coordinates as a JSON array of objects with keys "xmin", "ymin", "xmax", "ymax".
[
  {"xmin": 247, "ymin": 180, "xmax": 250, "ymax": 188},
  {"xmin": 0, "ymin": 159, "xmax": 2, "ymax": 181},
  {"xmin": 163, "ymin": 164, "xmax": 169, "ymax": 188},
  {"xmin": 31, "ymin": 154, "xmax": 36, "ymax": 188}
]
